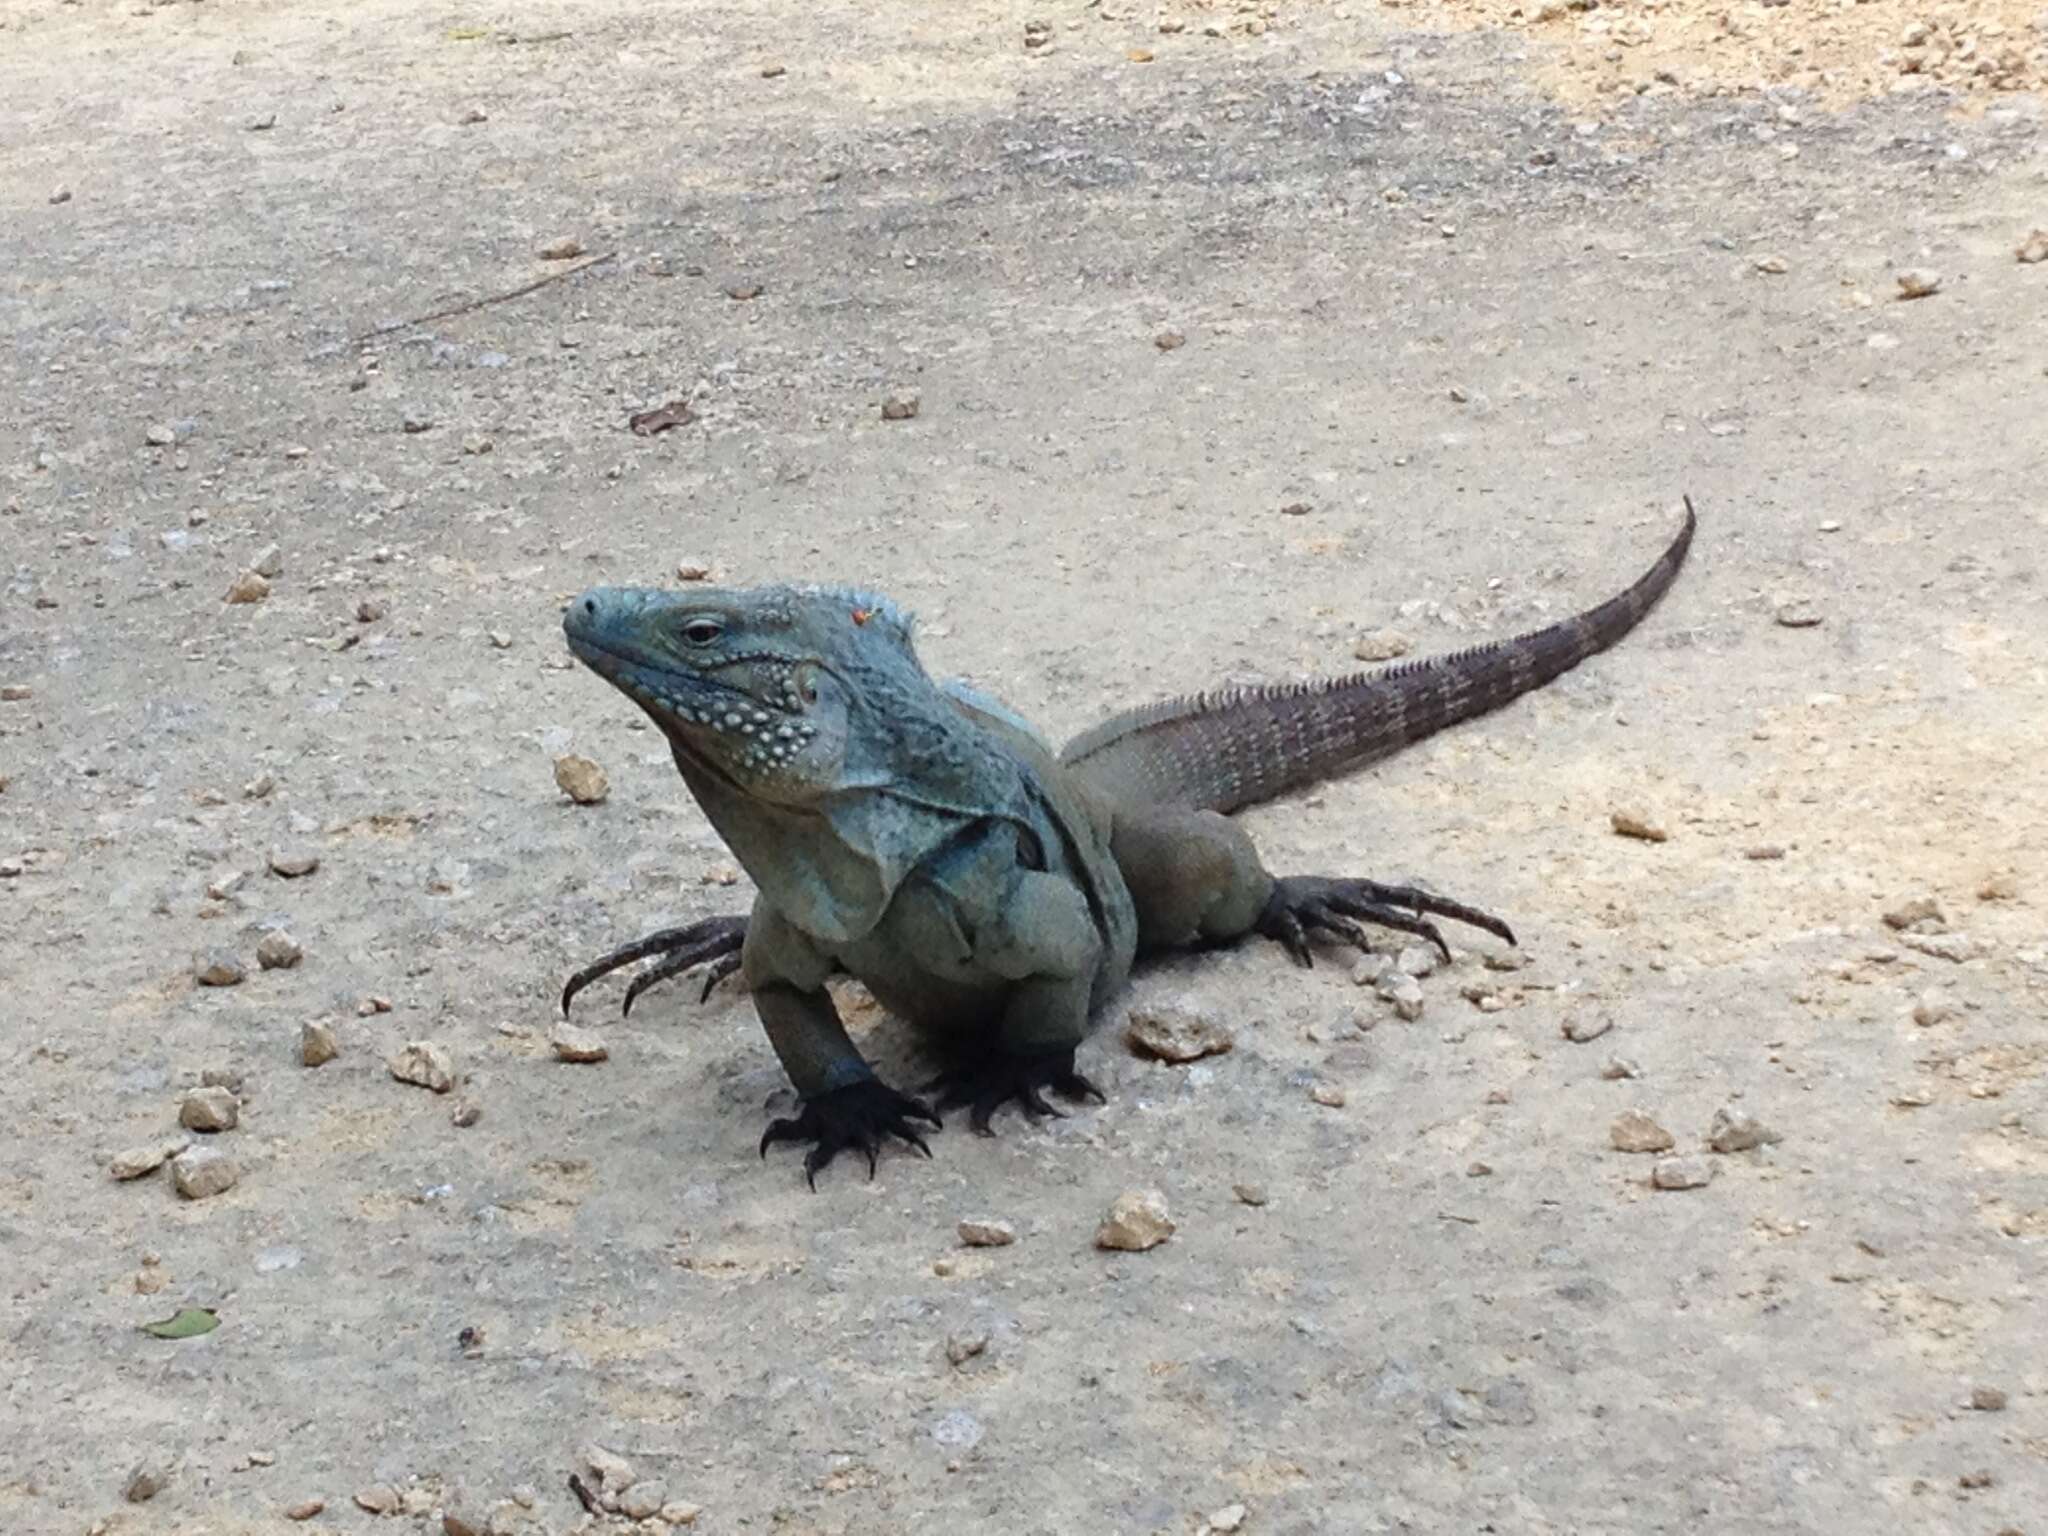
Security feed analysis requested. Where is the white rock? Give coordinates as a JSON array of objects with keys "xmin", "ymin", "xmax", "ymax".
[
  {"xmin": 1125, "ymin": 1003, "xmax": 1233, "ymax": 1062},
  {"xmin": 388, "ymin": 1041, "xmax": 455, "ymax": 1093},
  {"xmin": 1610, "ymin": 1109, "xmax": 1674, "ymax": 1153},
  {"xmin": 172, "ymin": 1146, "xmax": 240, "ymax": 1199},
  {"xmin": 1095, "ymin": 1189, "xmax": 1174, "ymax": 1251}
]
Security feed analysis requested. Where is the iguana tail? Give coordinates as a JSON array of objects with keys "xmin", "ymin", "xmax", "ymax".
[{"xmin": 1060, "ymin": 500, "xmax": 1696, "ymax": 815}]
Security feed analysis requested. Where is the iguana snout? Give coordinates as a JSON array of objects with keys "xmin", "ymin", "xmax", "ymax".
[{"xmin": 564, "ymin": 585, "xmax": 843, "ymax": 798}]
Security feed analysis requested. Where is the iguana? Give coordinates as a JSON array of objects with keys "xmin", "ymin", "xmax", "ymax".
[{"xmin": 560, "ymin": 501, "xmax": 1695, "ymax": 1183}]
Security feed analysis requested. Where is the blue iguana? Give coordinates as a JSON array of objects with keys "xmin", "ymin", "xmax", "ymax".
[{"xmin": 560, "ymin": 502, "xmax": 1696, "ymax": 1183}]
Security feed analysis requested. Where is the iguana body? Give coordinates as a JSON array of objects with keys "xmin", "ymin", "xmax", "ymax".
[{"xmin": 561, "ymin": 502, "xmax": 1695, "ymax": 1182}]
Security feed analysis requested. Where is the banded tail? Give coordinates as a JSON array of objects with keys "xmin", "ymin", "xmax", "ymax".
[{"xmin": 1061, "ymin": 500, "xmax": 1697, "ymax": 815}]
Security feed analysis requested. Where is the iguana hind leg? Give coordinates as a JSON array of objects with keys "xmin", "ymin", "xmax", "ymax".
[
  {"xmin": 560, "ymin": 913, "xmax": 747, "ymax": 1017},
  {"xmin": 1111, "ymin": 808, "xmax": 1513, "ymax": 963}
]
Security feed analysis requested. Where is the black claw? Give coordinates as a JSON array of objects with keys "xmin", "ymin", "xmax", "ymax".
[
  {"xmin": 1256, "ymin": 875, "xmax": 1512, "ymax": 967},
  {"xmin": 928, "ymin": 1045, "xmax": 1101, "ymax": 1136},
  {"xmin": 1054, "ymin": 1070, "xmax": 1106, "ymax": 1104},
  {"xmin": 561, "ymin": 914, "xmax": 747, "ymax": 1018},
  {"xmin": 758, "ymin": 1080, "xmax": 940, "ymax": 1187}
]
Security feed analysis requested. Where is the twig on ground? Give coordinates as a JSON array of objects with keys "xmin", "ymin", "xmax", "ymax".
[{"xmin": 350, "ymin": 250, "xmax": 617, "ymax": 345}]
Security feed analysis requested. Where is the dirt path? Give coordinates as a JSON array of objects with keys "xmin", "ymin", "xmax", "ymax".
[{"xmin": 3, "ymin": 1, "xmax": 2045, "ymax": 1532}]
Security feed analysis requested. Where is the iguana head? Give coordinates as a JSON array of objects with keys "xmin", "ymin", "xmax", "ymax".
[{"xmin": 564, "ymin": 584, "xmax": 923, "ymax": 807}]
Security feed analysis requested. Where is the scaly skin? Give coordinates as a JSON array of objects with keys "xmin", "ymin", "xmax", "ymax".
[{"xmin": 562, "ymin": 503, "xmax": 1697, "ymax": 1184}]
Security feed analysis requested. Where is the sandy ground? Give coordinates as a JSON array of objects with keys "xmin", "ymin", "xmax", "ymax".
[{"xmin": 4, "ymin": 0, "xmax": 2048, "ymax": 1532}]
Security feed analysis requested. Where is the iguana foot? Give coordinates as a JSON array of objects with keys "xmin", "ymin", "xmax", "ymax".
[
  {"xmin": 759, "ymin": 1081, "xmax": 941, "ymax": 1188},
  {"xmin": 929, "ymin": 1046, "xmax": 1105, "ymax": 1137},
  {"xmin": 1256, "ymin": 875, "xmax": 1515, "ymax": 966},
  {"xmin": 560, "ymin": 913, "xmax": 748, "ymax": 1018}
]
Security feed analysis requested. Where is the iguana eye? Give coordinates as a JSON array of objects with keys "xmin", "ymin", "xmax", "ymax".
[{"xmin": 681, "ymin": 618, "xmax": 724, "ymax": 645}]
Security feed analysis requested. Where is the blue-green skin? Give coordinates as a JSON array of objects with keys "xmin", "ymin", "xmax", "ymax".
[{"xmin": 563, "ymin": 586, "xmax": 1273, "ymax": 1105}]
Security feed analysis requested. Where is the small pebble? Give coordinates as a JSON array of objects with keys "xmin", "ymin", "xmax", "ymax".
[
  {"xmin": 1706, "ymin": 1106, "xmax": 1781, "ymax": 1153},
  {"xmin": 0, "ymin": 684, "xmax": 31, "ymax": 701},
  {"xmin": 675, "ymin": 560, "xmax": 713, "ymax": 582},
  {"xmin": 1957, "ymin": 1468, "xmax": 1993, "ymax": 1490},
  {"xmin": 760, "ymin": 62, "xmax": 787, "ymax": 78},
  {"xmin": 462, "ymin": 435, "xmax": 494, "ymax": 456},
  {"xmin": 1600, "ymin": 1055, "xmax": 1642, "ymax": 1081},
  {"xmin": 537, "ymin": 236, "xmax": 585, "ymax": 260},
  {"xmin": 50, "ymin": 186, "xmax": 72, "ymax": 204},
  {"xmin": 1650, "ymin": 1155, "xmax": 1714, "ymax": 1191},
  {"xmin": 1466, "ymin": 1160, "xmax": 1493, "ymax": 1177},
  {"xmin": 110, "ymin": 1137, "xmax": 190, "ymax": 1180},
  {"xmin": 1610, "ymin": 808, "xmax": 1668, "ymax": 842},
  {"xmin": 1096, "ymin": 1189, "xmax": 1174, "ymax": 1251},
  {"xmin": 1232, "ymin": 1182, "xmax": 1268, "ymax": 1207},
  {"xmin": 401, "ymin": 412, "xmax": 433, "ymax": 434},
  {"xmin": 1209, "ymin": 1505, "xmax": 1248, "ymax": 1534},
  {"xmin": 388, "ymin": 1041, "xmax": 456, "ymax": 1093},
  {"xmin": 554, "ymin": 754, "xmax": 610, "ymax": 805},
  {"xmin": 725, "ymin": 282, "xmax": 764, "ymax": 300},
  {"xmin": 172, "ymin": 1146, "xmax": 240, "ymax": 1199},
  {"xmin": 946, "ymin": 1331, "xmax": 990, "ymax": 1366},
  {"xmin": 257, "ymin": 930, "xmax": 304, "ymax": 969},
  {"xmin": 550, "ymin": 1023, "xmax": 609, "ymax": 1063},
  {"xmin": 124, "ymin": 1463, "xmax": 169, "ymax": 1503},
  {"xmin": 145, "ymin": 423, "xmax": 177, "ymax": 447},
  {"xmin": 354, "ymin": 1484, "xmax": 401, "ymax": 1514},
  {"xmin": 1753, "ymin": 255, "xmax": 1789, "ymax": 274},
  {"xmin": 1744, "ymin": 844, "xmax": 1785, "ymax": 861},
  {"xmin": 357, "ymin": 598, "xmax": 388, "ymax": 623},
  {"xmin": 1352, "ymin": 628, "xmax": 1412, "ymax": 662},
  {"xmin": 1562, "ymin": 1014, "xmax": 1612, "ymax": 1044},
  {"xmin": 1377, "ymin": 972, "xmax": 1425, "ymax": 1021},
  {"xmin": 958, "ymin": 1217, "xmax": 1016, "ymax": 1247},
  {"xmin": 1610, "ymin": 1109, "xmax": 1675, "ymax": 1153},
  {"xmin": 881, "ymin": 392, "xmax": 920, "ymax": 421},
  {"xmin": 1883, "ymin": 895, "xmax": 1944, "ymax": 930},
  {"xmin": 1309, "ymin": 1081, "xmax": 1347, "ymax": 1108},
  {"xmin": 1774, "ymin": 601, "xmax": 1822, "ymax": 629},
  {"xmin": 1976, "ymin": 872, "xmax": 2018, "ymax": 902},
  {"xmin": 300, "ymin": 1021, "xmax": 339, "ymax": 1067},
  {"xmin": 661, "ymin": 1503, "xmax": 703, "ymax": 1526},
  {"xmin": 251, "ymin": 543, "xmax": 284, "ymax": 579},
  {"xmin": 1969, "ymin": 1384, "xmax": 2008, "ymax": 1412},
  {"xmin": 284, "ymin": 1499, "xmax": 326, "ymax": 1520},
  {"xmin": 580, "ymin": 1443, "xmax": 636, "ymax": 1493},
  {"xmin": 2018, "ymin": 230, "xmax": 2048, "ymax": 265},
  {"xmin": 1894, "ymin": 268, "xmax": 1942, "ymax": 299},
  {"xmin": 194, "ymin": 950, "xmax": 246, "ymax": 987},
  {"xmin": 1911, "ymin": 988, "xmax": 1959, "ymax": 1027},
  {"xmin": 225, "ymin": 570, "xmax": 271, "ymax": 604},
  {"xmin": 1125, "ymin": 1003, "xmax": 1233, "ymax": 1062},
  {"xmin": 269, "ymin": 846, "xmax": 321, "ymax": 878},
  {"xmin": 1154, "ymin": 329, "xmax": 1186, "ymax": 351},
  {"xmin": 1278, "ymin": 500, "xmax": 1313, "ymax": 517},
  {"xmin": 616, "ymin": 1483, "xmax": 667, "ymax": 1520},
  {"xmin": 180, "ymin": 1085, "xmax": 241, "ymax": 1133},
  {"xmin": 451, "ymin": 1099, "xmax": 482, "ymax": 1128}
]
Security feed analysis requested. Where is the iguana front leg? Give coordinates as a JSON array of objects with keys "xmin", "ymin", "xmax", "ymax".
[
  {"xmin": 919, "ymin": 868, "xmax": 1112, "ymax": 1135},
  {"xmin": 745, "ymin": 903, "xmax": 940, "ymax": 1186},
  {"xmin": 1110, "ymin": 809, "xmax": 1513, "ymax": 963}
]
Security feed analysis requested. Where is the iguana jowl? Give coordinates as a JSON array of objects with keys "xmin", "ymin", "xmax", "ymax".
[{"xmin": 561, "ymin": 502, "xmax": 1695, "ymax": 1183}]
